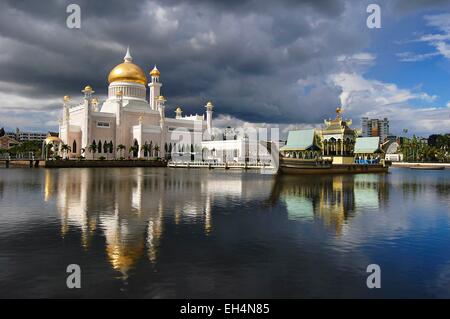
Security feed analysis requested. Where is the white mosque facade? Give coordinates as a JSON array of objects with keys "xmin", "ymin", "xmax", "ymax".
[{"xmin": 57, "ymin": 47, "xmax": 214, "ymax": 159}]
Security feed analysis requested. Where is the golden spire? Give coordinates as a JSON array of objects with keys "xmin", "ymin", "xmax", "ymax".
[{"xmin": 150, "ymin": 65, "xmax": 160, "ymax": 77}]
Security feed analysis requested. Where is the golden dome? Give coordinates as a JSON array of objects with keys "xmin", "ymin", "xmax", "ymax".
[
  {"xmin": 83, "ymin": 85, "xmax": 93, "ymax": 92},
  {"xmin": 45, "ymin": 136, "xmax": 62, "ymax": 144},
  {"xmin": 108, "ymin": 62, "xmax": 147, "ymax": 85},
  {"xmin": 157, "ymin": 95, "xmax": 166, "ymax": 101},
  {"xmin": 63, "ymin": 95, "xmax": 71, "ymax": 102},
  {"xmin": 108, "ymin": 47, "xmax": 147, "ymax": 85},
  {"xmin": 150, "ymin": 65, "xmax": 160, "ymax": 77},
  {"xmin": 175, "ymin": 107, "xmax": 182, "ymax": 112}
]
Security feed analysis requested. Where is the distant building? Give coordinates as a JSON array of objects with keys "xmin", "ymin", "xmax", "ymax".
[
  {"xmin": 361, "ymin": 117, "xmax": 389, "ymax": 142},
  {"xmin": 0, "ymin": 135, "xmax": 19, "ymax": 150},
  {"xmin": 5, "ymin": 128, "xmax": 47, "ymax": 143}
]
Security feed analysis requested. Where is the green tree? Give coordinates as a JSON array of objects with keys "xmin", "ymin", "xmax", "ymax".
[
  {"xmin": 60, "ymin": 144, "xmax": 71, "ymax": 159},
  {"xmin": 141, "ymin": 142, "xmax": 151, "ymax": 159},
  {"xmin": 88, "ymin": 142, "xmax": 97, "ymax": 159}
]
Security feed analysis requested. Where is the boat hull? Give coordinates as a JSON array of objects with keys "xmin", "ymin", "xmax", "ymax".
[{"xmin": 279, "ymin": 158, "xmax": 389, "ymax": 175}]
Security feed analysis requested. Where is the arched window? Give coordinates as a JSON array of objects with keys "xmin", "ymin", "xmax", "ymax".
[
  {"xmin": 72, "ymin": 140, "xmax": 77, "ymax": 153},
  {"xmin": 109, "ymin": 141, "xmax": 113, "ymax": 153},
  {"xmin": 98, "ymin": 140, "xmax": 102, "ymax": 154}
]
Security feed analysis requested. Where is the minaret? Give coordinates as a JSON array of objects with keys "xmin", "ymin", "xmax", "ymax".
[
  {"xmin": 115, "ymin": 90, "xmax": 123, "ymax": 148},
  {"xmin": 81, "ymin": 85, "xmax": 94, "ymax": 155},
  {"xmin": 156, "ymin": 95, "xmax": 166, "ymax": 119},
  {"xmin": 205, "ymin": 101, "xmax": 214, "ymax": 136},
  {"xmin": 157, "ymin": 96, "xmax": 167, "ymax": 159},
  {"xmin": 63, "ymin": 95, "xmax": 71, "ymax": 121},
  {"xmin": 61, "ymin": 95, "xmax": 71, "ymax": 145},
  {"xmin": 175, "ymin": 107, "xmax": 183, "ymax": 119},
  {"xmin": 149, "ymin": 65, "xmax": 162, "ymax": 110}
]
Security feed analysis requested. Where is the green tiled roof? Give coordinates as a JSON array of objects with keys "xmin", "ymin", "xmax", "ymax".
[
  {"xmin": 354, "ymin": 137, "xmax": 381, "ymax": 154},
  {"xmin": 280, "ymin": 129, "xmax": 316, "ymax": 151}
]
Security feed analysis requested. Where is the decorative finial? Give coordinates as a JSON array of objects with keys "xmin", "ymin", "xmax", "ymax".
[
  {"xmin": 124, "ymin": 46, "xmax": 132, "ymax": 63},
  {"xmin": 150, "ymin": 65, "xmax": 160, "ymax": 77},
  {"xmin": 63, "ymin": 95, "xmax": 71, "ymax": 102},
  {"xmin": 205, "ymin": 101, "xmax": 214, "ymax": 110}
]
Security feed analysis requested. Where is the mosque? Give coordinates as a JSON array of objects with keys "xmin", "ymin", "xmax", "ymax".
[{"xmin": 56, "ymin": 47, "xmax": 214, "ymax": 159}]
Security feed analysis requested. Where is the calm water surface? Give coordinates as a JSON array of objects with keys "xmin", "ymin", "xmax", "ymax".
[{"xmin": 0, "ymin": 167, "xmax": 449, "ymax": 298}]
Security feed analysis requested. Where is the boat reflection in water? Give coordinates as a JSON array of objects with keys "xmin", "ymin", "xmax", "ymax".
[{"xmin": 269, "ymin": 174, "xmax": 389, "ymax": 235}]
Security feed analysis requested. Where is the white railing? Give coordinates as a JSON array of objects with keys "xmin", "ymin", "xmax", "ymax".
[
  {"xmin": 0, "ymin": 154, "xmax": 42, "ymax": 160},
  {"xmin": 168, "ymin": 160, "xmax": 273, "ymax": 169}
]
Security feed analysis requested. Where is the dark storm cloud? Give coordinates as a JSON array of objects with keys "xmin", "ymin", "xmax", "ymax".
[{"xmin": 0, "ymin": 0, "xmax": 429, "ymax": 130}]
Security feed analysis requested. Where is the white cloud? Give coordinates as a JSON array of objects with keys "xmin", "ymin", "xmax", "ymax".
[
  {"xmin": 403, "ymin": 13, "xmax": 450, "ymax": 61},
  {"xmin": 396, "ymin": 51, "xmax": 439, "ymax": 62},
  {"xmin": 330, "ymin": 72, "xmax": 448, "ymax": 135}
]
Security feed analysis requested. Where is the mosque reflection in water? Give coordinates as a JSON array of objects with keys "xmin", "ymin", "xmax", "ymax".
[{"xmin": 43, "ymin": 168, "xmax": 387, "ymax": 276}]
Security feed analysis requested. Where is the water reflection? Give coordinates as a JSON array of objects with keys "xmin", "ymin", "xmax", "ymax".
[
  {"xmin": 270, "ymin": 174, "xmax": 389, "ymax": 234},
  {"xmin": 44, "ymin": 168, "xmax": 394, "ymax": 277},
  {"xmin": 1, "ymin": 167, "xmax": 450, "ymax": 297},
  {"xmin": 45, "ymin": 168, "xmax": 270, "ymax": 277}
]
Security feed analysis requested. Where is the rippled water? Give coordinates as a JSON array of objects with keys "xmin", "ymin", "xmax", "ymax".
[{"xmin": 0, "ymin": 167, "xmax": 449, "ymax": 298}]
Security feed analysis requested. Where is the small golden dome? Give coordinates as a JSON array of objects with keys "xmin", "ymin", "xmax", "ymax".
[
  {"xmin": 175, "ymin": 107, "xmax": 182, "ymax": 113},
  {"xmin": 83, "ymin": 85, "xmax": 93, "ymax": 92},
  {"xmin": 63, "ymin": 95, "xmax": 71, "ymax": 102},
  {"xmin": 157, "ymin": 95, "xmax": 166, "ymax": 101},
  {"xmin": 206, "ymin": 101, "xmax": 213, "ymax": 107},
  {"xmin": 45, "ymin": 136, "xmax": 62, "ymax": 144},
  {"xmin": 150, "ymin": 65, "xmax": 160, "ymax": 77}
]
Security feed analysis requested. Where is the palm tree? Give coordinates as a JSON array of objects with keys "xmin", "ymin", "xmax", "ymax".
[
  {"xmin": 88, "ymin": 143, "xmax": 97, "ymax": 159},
  {"xmin": 60, "ymin": 144, "xmax": 71, "ymax": 159},
  {"xmin": 141, "ymin": 142, "xmax": 151, "ymax": 159},
  {"xmin": 116, "ymin": 144, "xmax": 125, "ymax": 159},
  {"xmin": 128, "ymin": 145, "xmax": 137, "ymax": 158}
]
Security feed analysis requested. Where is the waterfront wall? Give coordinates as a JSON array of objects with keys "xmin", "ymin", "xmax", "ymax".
[
  {"xmin": 45, "ymin": 159, "xmax": 167, "ymax": 168},
  {"xmin": 392, "ymin": 162, "xmax": 450, "ymax": 168}
]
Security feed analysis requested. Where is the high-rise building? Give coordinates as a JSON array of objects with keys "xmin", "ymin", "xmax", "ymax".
[{"xmin": 361, "ymin": 117, "xmax": 389, "ymax": 142}]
